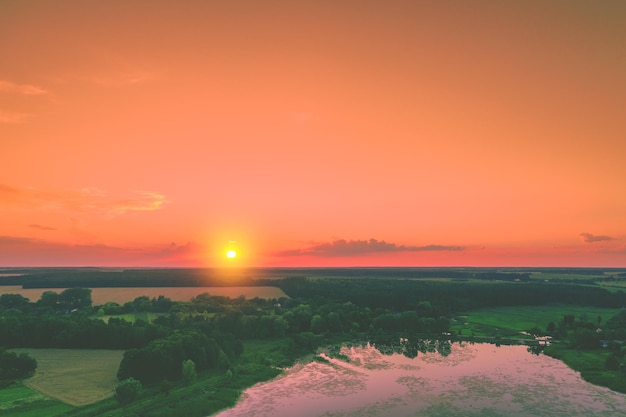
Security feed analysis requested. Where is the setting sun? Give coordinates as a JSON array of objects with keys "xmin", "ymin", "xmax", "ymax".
[
  {"xmin": 0, "ymin": 1, "xmax": 624, "ymax": 269},
  {"xmin": 226, "ymin": 250, "xmax": 237, "ymax": 259}
]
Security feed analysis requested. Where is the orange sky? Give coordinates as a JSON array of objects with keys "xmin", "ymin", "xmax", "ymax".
[{"xmin": 1, "ymin": 1, "xmax": 625, "ymax": 267}]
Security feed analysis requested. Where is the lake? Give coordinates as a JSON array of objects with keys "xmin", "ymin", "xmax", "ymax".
[{"xmin": 214, "ymin": 341, "xmax": 626, "ymax": 417}]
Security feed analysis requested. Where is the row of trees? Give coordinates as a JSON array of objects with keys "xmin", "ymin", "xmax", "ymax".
[
  {"xmin": 546, "ymin": 310, "xmax": 626, "ymax": 350},
  {"xmin": 0, "ymin": 314, "xmax": 168, "ymax": 349},
  {"xmin": 542, "ymin": 309, "xmax": 626, "ymax": 376},
  {"xmin": 0, "ymin": 288, "xmax": 92, "ymax": 312},
  {"xmin": 277, "ymin": 277, "xmax": 626, "ymax": 314}
]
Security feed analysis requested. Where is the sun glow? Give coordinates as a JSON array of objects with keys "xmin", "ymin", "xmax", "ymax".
[{"xmin": 226, "ymin": 249, "xmax": 237, "ymax": 259}]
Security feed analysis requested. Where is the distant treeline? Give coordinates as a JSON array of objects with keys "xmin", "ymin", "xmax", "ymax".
[
  {"xmin": 275, "ymin": 277, "xmax": 626, "ymax": 314},
  {"xmin": 2, "ymin": 268, "xmax": 257, "ymax": 288},
  {"xmin": 5, "ymin": 267, "xmax": 624, "ymax": 289}
]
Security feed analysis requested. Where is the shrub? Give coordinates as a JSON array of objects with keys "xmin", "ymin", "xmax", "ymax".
[{"xmin": 115, "ymin": 377, "xmax": 142, "ymax": 407}]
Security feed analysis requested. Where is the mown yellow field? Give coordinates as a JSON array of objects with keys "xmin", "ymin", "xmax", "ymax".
[
  {"xmin": 12, "ymin": 349, "xmax": 125, "ymax": 407},
  {"xmin": 0, "ymin": 285, "xmax": 287, "ymax": 305}
]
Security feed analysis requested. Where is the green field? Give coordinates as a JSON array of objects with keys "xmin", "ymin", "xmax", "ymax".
[
  {"xmin": 453, "ymin": 305, "xmax": 620, "ymax": 338},
  {"xmin": 597, "ymin": 281, "xmax": 626, "ymax": 292},
  {"xmin": 528, "ymin": 272, "xmax": 604, "ymax": 281},
  {"xmin": 2, "ymin": 340, "xmax": 293, "ymax": 417},
  {"xmin": 12, "ymin": 349, "xmax": 124, "ymax": 407},
  {"xmin": 0, "ymin": 384, "xmax": 72, "ymax": 417},
  {"xmin": 97, "ymin": 311, "xmax": 164, "ymax": 324},
  {"xmin": 59, "ymin": 339, "xmax": 289, "ymax": 417}
]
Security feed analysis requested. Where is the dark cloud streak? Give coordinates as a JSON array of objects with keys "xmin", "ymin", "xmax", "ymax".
[
  {"xmin": 579, "ymin": 232, "xmax": 614, "ymax": 243},
  {"xmin": 276, "ymin": 239, "xmax": 464, "ymax": 257},
  {"xmin": 0, "ymin": 235, "xmax": 198, "ymax": 266},
  {"xmin": 0, "ymin": 236, "xmax": 36, "ymax": 245},
  {"xmin": 29, "ymin": 224, "xmax": 56, "ymax": 231}
]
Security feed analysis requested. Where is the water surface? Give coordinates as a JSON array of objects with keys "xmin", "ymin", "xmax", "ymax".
[{"xmin": 214, "ymin": 342, "xmax": 626, "ymax": 417}]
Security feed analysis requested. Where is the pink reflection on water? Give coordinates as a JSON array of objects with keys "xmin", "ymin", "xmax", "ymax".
[{"xmin": 213, "ymin": 342, "xmax": 626, "ymax": 417}]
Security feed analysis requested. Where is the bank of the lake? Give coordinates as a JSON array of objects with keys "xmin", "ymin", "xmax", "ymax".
[
  {"xmin": 544, "ymin": 344, "xmax": 626, "ymax": 394},
  {"xmin": 454, "ymin": 305, "xmax": 626, "ymax": 395},
  {"xmin": 214, "ymin": 341, "xmax": 626, "ymax": 417}
]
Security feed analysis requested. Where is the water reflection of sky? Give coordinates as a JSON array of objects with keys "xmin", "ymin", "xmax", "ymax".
[{"xmin": 213, "ymin": 342, "xmax": 626, "ymax": 417}]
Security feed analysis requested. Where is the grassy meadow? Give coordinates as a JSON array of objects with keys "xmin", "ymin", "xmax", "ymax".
[
  {"xmin": 11, "ymin": 349, "xmax": 124, "ymax": 407},
  {"xmin": 5, "ymin": 340, "xmax": 290, "ymax": 417},
  {"xmin": 528, "ymin": 272, "xmax": 605, "ymax": 282},
  {"xmin": 0, "ymin": 384, "xmax": 72, "ymax": 417},
  {"xmin": 453, "ymin": 305, "xmax": 620, "ymax": 338},
  {"xmin": 0, "ymin": 286, "xmax": 287, "ymax": 305},
  {"xmin": 597, "ymin": 281, "xmax": 626, "ymax": 292},
  {"xmin": 57, "ymin": 339, "xmax": 289, "ymax": 417}
]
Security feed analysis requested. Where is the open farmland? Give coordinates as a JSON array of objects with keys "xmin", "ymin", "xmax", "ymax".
[
  {"xmin": 0, "ymin": 285, "xmax": 287, "ymax": 305},
  {"xmin": 12, "ymin": 349, "xmax": 124, "ymax": 406},
  {"xmin": 0, "ymin": 384, "xmax": 72, "ymax": 417},
  {"xmin": 454, "ymin": 305, "xmax": 620, "ymax": 338}
]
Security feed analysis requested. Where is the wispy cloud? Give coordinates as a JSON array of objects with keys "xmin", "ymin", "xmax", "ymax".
[
  {"xmin": 0, "ymin": 184, "xmax": 167, "ymax": 217},
  {"xmin": 104, "ymin": 191, "xmax": 166, "ymax": 216},
  {"xmin": 0, "ymin": 184, "xmax": 22, "ymax": 197},
  {"xmin": 0, "ymin": 235, "xmax": 199, "ymax": 266},
  {"xmin": 0, "ymin": 111, "xmax": 30, "ymax": 124},
  {"xmin": 0, "ymin": 236, "xmax": 35, "ymax": 245},
  {"xmin": 82, "ymin": 70, "xmax": 160, "ymax": 87},
  {"xmin": 0, "ymin": 79, "xmax": 48, "ymax": 123},
  {"xmin": 29, "ymin": 224, "xmax": 56, "ymax": 231},
  {"xmin": 579, "ymin": 232, "xmax": 615, "ymax": 243},
  {"xmin": 0, "ymin": 80, "xmax": 48, "ymax": 96},
  {"xmin": 276, "ymin": 239, "xmax": 464, "ymax": 257}
]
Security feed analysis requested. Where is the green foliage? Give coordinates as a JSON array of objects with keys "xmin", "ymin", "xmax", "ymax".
[
  {"xmin": 182, "ymin": 359, "xmax": 197, "ymax": 383},
  {"xmin": 278, "ymin": 276, "xmax": 626, "ymax": 315},
  {"xmin": 455, "ymin": 305, "xmax": 619, "ymax": 340},
  {"xmin": 0, "ymin": 385, "xmax": 72, "ymax": 417},
  {"xmin": 159, "ymin": 379, "xmax": 173, "ymax": 395},
  {"xmin": 214, "ymin": 350, "xmax": 229, "ymax": 371},
  {"xmin": 310, "ymin": 314, "xmax": 323, "ymax": 334},
  {"xmin": 289, "ymin": 332, "xmax": 319, "ymax": 353},
  {"xmin": 36, "ymin": 291, "xmax": 60, "ymax": 311},
  {"xmin": 0, "ymin": 349, "xmax": 37, "ymax": 383},
  {"xmin": 118, "ymin": 330, "xmax": 226, "ymax": 385},
  {"xmin": 115, "ymin": 377, "xmax": 142, "ymax": 407},
  {"xmin": 544, "ymin": 344, "xmax": 626, "ymax": 393},
  {"xmin": 59, "ymin": 287, "xmax": 92, "ymax": 310},
  {"xmin": 312, "ymin": 355, "xmax": 330, "ymax": 364},
  {"xmin": 326, "ymin": 312, "xmax": 342, "ymax": 332},
  {"xmin": 605, "ymin": 354, "xmax": 620, "ymax": 371},
  {"xmin": 0, "ymin": 294, "xmax": 29, "ymax": 309},
  {"xmin": 571, "ymin": 328, "xmax": 600, "ymax": 349}
]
